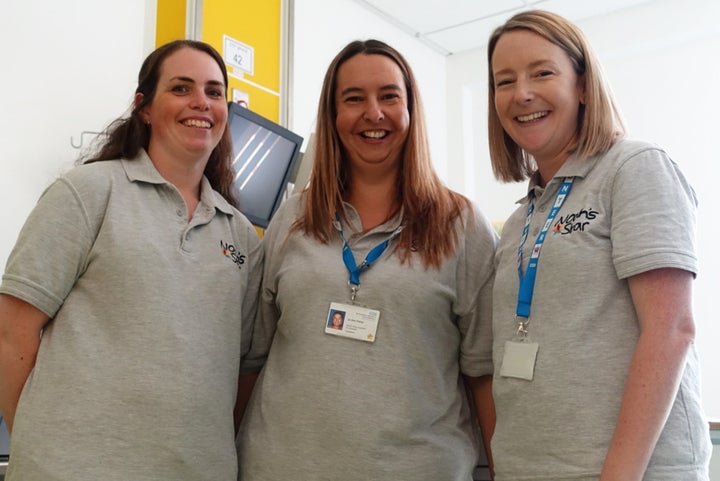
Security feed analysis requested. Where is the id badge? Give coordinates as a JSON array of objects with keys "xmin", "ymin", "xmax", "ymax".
[
  {"xmin": 500, "ymin": 340, "xmax": 539, "ymax": 381},
  {"xmin": 325, "ymin": 302, "xmax": 380, "ymax": 342}
]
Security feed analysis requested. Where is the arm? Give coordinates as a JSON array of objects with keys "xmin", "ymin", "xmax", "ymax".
[
  {"xmin": 234, "ymin": 373, "xmax": 258, "ymax": 433},
  {"xmin": 465, "ymin": 374, "xmax": 495, "ymax": 479},
  {"xmin": 235, "ymin": 221, "xmax": 264, "ymax": 435},
  {"xmin": 599, "ymin": 268, "xmax": 696, "ymax": 481},
  {"xmin": 0, "ymin": 294, "xmax": 50, "ymax": 434}
]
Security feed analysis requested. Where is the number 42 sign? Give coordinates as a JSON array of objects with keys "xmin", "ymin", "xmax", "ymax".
[{"xmin": 223, "ymin": 35, "xmax": 254, "ymax": 75}]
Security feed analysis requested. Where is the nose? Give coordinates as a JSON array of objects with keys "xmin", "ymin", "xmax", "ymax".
[
  {"xmin": 190, "ymin": 91, "xmax": 211, "ymax": 110},
  {"xmin": 513, "ymin": 78, "xmax": 534, "ymax": 104},
  {"xmin": 362, "ymin": 98, "xmax": 385, "ymax": 122}
]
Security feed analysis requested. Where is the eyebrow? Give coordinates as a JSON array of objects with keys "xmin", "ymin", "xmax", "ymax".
[
  {"xmin": 338, "ymin": 84, "xmax": 403, "ymax": 96},
  {"xmin": 170, "ymin": 76, "xmax": 225, "ymax": 87},
  {"xmin": 494, "ymin": 59, "xmax": 558, "ymax": 77}
]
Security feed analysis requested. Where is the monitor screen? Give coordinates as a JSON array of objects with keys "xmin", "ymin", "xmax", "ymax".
[
  {"xmin": 227, "ymin": 102, "xmax": 303, "ymax": 228},
  {"xmin": 288, "ymin": 132, "xmax": 315, "ymax": 192},
  {"xmin": 0, "ymin": 415, "xmax": 8, "ymax": 462}
]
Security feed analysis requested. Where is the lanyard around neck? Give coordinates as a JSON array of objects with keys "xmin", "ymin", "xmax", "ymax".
[
  {"xmin": 334, "ymin": 216, "xmax": 403, "ymax": 302},
  {"xmin": 516, "ymin": 177, "xmax": 574, "ymax": 321}
]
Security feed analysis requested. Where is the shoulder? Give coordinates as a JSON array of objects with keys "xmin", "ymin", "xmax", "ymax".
[
  {"xmin": 609, "ymin": 137, "xmax": 662, "ymax": 155},
  {"xmin": 604, "ymin": 138, "xmax": 690, "ymax": 186},
  {"xmin": 260, "ymin": 192, "xmax": 305, "ymax": 251},
  {"xmin": 56, "ymin": 159, "xmax": 126, "ymax": 201},
  {"xmin": 228, "ymin": 207, "xmax": 262, "ymax": 247},
  {"xmin": 266, "ymin": 193, "xmax": 304, "ymax": 233},
  {"xmin": 457, "ymin": 198, "xmax": 499, "ymax": 250},
  {"xmin": 455, "ymin": 193, "xmax": 492, "ymax": 230},
  {"xmin": 40, "ymin": 160, "xmax": 124, "ymax": 208},
  {"xmin": 600, "ymin": 138, "xmax": 674, "ymax": 170},
  {"xmin": 587, "ymin": 138, "xmax": 692, "ymax": 194},
  {"xmin": 65, "ymin": 159, "xmax": 125, "ymax": 184}
]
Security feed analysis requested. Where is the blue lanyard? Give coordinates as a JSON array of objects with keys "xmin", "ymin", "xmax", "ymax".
[
  {"xmin": 516, "ymin": 177, "xmax": 574, "ymax": 320},
  {"xmin": 334, "ymin": 217, "xmax": 403, "ymax": 301}
]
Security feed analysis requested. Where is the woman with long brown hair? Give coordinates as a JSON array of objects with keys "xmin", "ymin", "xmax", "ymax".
[{"xmin": 238, "ymin": 39, "xmax": 497, "ymax": 481}]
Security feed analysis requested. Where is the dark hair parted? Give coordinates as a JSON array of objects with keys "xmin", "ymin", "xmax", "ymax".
[
  {"xmin": 487, "ymin": 10, "xmax": 625, "ymax": 182},
  {"xmin": 82, "ymin": 39, "xmax": 238, "ymax": 207},
  {"xmin": 295, "ymin": 39, "xmax": 471, "ymax": 269}
]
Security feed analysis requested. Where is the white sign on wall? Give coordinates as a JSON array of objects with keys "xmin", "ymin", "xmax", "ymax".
[{"xmin": 223, "ymin": 34, "xmax": 254, "ymax": 75}]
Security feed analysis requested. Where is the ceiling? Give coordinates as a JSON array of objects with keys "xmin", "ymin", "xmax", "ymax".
[{"xmin": 353, "ymin": 0, "xmax": 657, "ymax": 55}]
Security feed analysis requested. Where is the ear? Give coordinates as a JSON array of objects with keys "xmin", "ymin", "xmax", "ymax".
[
  {"xmin": 134, "ymin": 93, "xmax": 150, "ymax": 124},
  {"xmin": 578, "ymin": 74, "xmax": 587, "ymax": 105}
]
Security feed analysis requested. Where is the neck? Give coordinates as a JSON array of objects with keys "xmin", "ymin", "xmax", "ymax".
[
  {"xmin": 148, "ymin": 146, "xmax": 207, "ymax": 219},
  {"xmin": 534, "ymin": 136, "xmax": 579, "ymax": 187},
  {"xmin": 346, "ymin": 170, "xmax": 399, "ymax": 231},
  {"xmin": 535, "ymin": 153, "xmax": 569, "ymax": 188}
]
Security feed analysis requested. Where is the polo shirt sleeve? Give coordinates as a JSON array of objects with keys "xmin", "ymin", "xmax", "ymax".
[
  {"xmin": 1, "ymin": 176, "xmax": 96, "ymax": 318},
  {"xmin": 239, "ymin": 222, "xmax": 264, "ymax": 373},
  {"xmin": 610, "ymin": 145, "xmax": 698, "ymax": 279},
  {"xmin": 456, "ymin": 203, "xmax": 498, "ymax": 377},
  {"xmin": 239, "ymin": 196, "xmax": 297, "ymax": 372}
]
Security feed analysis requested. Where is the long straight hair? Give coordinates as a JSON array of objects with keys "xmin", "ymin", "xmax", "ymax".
[{"xmin": 294, "ymin": 39, "xmax": 470, "ymax": 269}]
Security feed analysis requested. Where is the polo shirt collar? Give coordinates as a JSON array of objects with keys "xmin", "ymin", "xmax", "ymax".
[
  {"xmin": 517, "ymin": 151, "xmax": 599, "ymax": 204},
  {"xmin": 341, "ymin": 201, "xmax": 404, "ymax": 236},
  {"xmin": 121, "ymin": 149, "xmax": 235, "ymax": 216},
  {"xmin": 199, "ymin": 176, "xmax": 235, "ymax": 216},
  {"xmin": 121, "ymin": 148, "xmax": 166, "ymax": 185}
]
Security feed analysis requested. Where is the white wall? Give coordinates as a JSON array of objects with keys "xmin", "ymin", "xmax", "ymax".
[
  {"xmin": 290, "ymin": 0, "xmax": 448, "ymax": 179},
  {"xmin": 581, "ymin": 0, "xmax": 720, "ymax": 421},
  {"xmin": 446, "ymin": 0, "xmax": 720, "ymax": 419},
  {"xmin": 0, "ymin": 0, "xmax": 155, "ymax": 272}
]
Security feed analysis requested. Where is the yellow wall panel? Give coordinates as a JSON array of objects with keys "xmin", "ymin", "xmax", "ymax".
[
  {"xmin": 201, "ymin": 0, "xmax": 281, "ymax": 122},
  {"xmin": 155, "ymin": 0, "xmax": 186, "ymax": 46},
  {"xmin": 231, "ymin": 87, "xmax": 280, "ymax": 124},
  {"xmin": 155, "ymin": 0, "xmax": 282, "ymax": 123}
]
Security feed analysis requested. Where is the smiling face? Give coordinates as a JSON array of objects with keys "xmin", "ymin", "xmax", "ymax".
[
  {"xmin": 334, "ymin": 53, "xmax": 410, "ymax": 175},
  {"xmin": 139, "ymin": 47, "xmax": 227, "ymax": 165},
  {"xmin": 491, "ymin": 29, "xmax": 585, "ymax": 173},
  {"xmin": 331, "ymin": 312, "xmax": 344, "ymax": 329}
]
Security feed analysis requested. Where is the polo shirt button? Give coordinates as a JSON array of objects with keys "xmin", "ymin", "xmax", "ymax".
[{"xmin": 176, "ymin": 209, "xmax": 183, "ymax": 217}]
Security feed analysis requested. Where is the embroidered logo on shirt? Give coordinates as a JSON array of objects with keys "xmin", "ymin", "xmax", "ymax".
[
  {"xmin": 552, "ymin": 207, "xmax": 599, "ymax": 235},
  {"xmin": 221, "ymin": 240, "xmax": 246, "ymax": 269}
]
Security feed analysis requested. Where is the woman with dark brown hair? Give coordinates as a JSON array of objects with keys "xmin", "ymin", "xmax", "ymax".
[{"xmin": 0, "ymin": 40, "xmax": 262, "ymax": 480}]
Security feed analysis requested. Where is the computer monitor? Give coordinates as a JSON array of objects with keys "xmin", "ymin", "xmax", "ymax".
[
  {"xmin": 0, "ymin": 415, "xmax": 9, "ymax": 463},
  {"xmin": 288, "ymin": 132, "xmax": 315, "ymax": 193},
  {"xmin": 227, "ymin": 102, "xmax": 303, "ymax": 228}
]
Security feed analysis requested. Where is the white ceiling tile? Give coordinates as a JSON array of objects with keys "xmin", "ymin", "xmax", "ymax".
[
  {"xmin": 538, "ymin": 0, "xmax": 657, "ymax": 23},
  {"xmin": 353, "ymin": 0, "xmax": 662, "ymax": 55},
  {"xmin": 425, "ymin": 16, "xmax": 506, "ymax": 54},
  {"xmin": 359, "ymin": 0, "xmax": 528, "ymax": 33}
]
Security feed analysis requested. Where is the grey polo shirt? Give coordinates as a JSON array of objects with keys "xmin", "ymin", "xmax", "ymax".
[
  {"xmin": 239, "ymin": 193, "xmax": 497, "ymax": 481},
  {"xmin": 491, "ymin": 138, "xmax": 711, "ymax": 480},
  {"xmin": 1, "ymin": 150, "xmax": 262, "ymax": 481}
]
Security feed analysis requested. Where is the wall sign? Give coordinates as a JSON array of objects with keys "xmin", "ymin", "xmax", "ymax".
[{"xmin": 223, "ymin": 34, "xmax": 254, "ymax": 75}]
